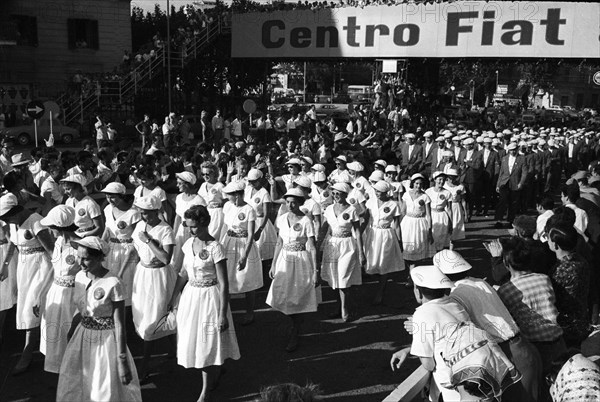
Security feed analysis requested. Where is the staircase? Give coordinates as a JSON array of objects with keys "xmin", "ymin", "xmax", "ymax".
[{"xmin": 58, "ymin": 16, "xmax": 229, "ymax": 126}]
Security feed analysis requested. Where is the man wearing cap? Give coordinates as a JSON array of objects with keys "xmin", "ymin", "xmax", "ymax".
[
  {"xmin": 495, "ymin": 142, "xmax": 528, "ymax": 227},
  {"xmin": 398, "ymin": 134, "xmax": 423, "ymax": 177},
  {"xmin": 421, "ymin": 131, "xmax": 438, "ymax": 179},
  {"xmin": 457, "ymin": 138, "xmax": 483, "ymax": 219},
  {"xmin": 434, "ymin": 250, "xmax": 542, "ymax": 402}
]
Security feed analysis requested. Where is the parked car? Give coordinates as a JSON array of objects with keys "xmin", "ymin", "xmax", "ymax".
[{"xmin": 0, "ymin": 119, "xmax": 79, "ymax": 146}]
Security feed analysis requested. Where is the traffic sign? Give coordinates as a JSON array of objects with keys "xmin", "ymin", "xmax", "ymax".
[
  {"xmin": 26, "ymin": 101, "xmax": 45, "ymax": 119},
  {"xmin": 243, "ymin": 99, "xmax": 257, "ymax": 114},
  {"xmin": 593, "ymin": 71, "xmax": 600, "ymax": 86}
]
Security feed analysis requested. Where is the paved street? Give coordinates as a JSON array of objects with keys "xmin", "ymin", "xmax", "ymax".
[{"xmin": 0, "ymin": 215, "xmax": 504, "ymax": 402}]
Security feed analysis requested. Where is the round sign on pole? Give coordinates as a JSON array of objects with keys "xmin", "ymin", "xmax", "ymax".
[
  {"xmin": 26, "ymin": 100, "xmax": 45, "ymax": 119},
  {"xmin": 243, "ymin": 99, "xmax": 257, "ymax": 114},
  {"xmin": 593, "ymin": 71, "xmax": 600, "ymax": 86},
  {"xmin": 43, "ymin": 101, "xmax": 61, "ymax": 119}
]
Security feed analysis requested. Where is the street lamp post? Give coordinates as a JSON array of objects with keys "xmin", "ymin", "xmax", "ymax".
[
  {"xmin": 495, "ymin": 70, "xmax": 499, "ymax": 94},
  {"xmin": 167, "ymin": 0, "xmax": 172, "ymax": 113}
]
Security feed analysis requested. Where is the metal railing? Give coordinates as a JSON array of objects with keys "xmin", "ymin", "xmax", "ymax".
[{"xmin": 59, "ymin": 16, "xmax": 228, "ymax": 126}]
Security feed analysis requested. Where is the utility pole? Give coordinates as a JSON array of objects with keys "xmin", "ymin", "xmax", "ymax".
[{"xmin": 167, "ymin": 0, "xmax": 172, "ymax": 112}]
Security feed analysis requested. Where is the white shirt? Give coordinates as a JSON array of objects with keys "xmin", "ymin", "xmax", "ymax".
[
  {"xmin": 536, "ymin": 209, "xmax": 554, "ymax": 242},
  {"xmin": 465, "ymin": 149, "xmax": 473, "ymax": 162},
  {"xmin": 454, "ymin": 147, "xmax": 461, "ymax": 160},
  {"xmin": 565, "ymin": 203, "xmax": 588, "ymax": 237},
  {"xmin": 425, "ymin": 142, "xmax": 432, "ymax": 156},
  {"xmin": 568, "ymin": 143, "xmax": 574, "ymax": 158},
  {"xmin": 408, "ymin": 144, "xmax": 414, "ymax": 158},
  {"xmin": 232, "ymin": 119, "xmax": 243, "ymax": 137},
  {"xmin": 483, "ymin": 149, "xmax": 490, "ymax": 167},
  {"xmin": 508, "ymin": 154, "xmax": 516, "ymax": 174}
]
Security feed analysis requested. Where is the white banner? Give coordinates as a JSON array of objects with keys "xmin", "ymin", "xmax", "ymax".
[{"xmin": 232, "ymin": 2, "xmax": 600, "ymax": 58}]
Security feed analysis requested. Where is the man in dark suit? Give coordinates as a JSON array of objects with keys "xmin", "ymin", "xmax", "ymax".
[
  {"xmin": 421, "ymin": 131, "xmax": 438, "ymax": 179},
  {"xmin": 495, "ymin": 142, "xmax": 528, "ymax": 227},
  {"xmin": 481, "ymin": 137, "xmax": 500, "ymax": 215},
  {"xmin": 546, "ymin": 139, "xmax": 563, "ymax": 193},
  {"xmin": 399, "ymin": 133, "xmax": 423, "ymax": 176},
  {"xmin": 457, "ymin": 138, "xmax": 483, "ymax": 219}
]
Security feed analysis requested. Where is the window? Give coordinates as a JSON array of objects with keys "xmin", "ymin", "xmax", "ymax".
[
  {"xmin": 10, "ymin": 15, "xmax": 38, "ymax": 46},
  {"xmin": 67, "ymin": 19, "xmax": 99, "ymax": 50}
]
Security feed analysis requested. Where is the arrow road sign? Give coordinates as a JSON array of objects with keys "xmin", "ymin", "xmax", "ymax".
[{"xmin": 26, "ymin": 100, "xmax": 45, "ymax": 119}]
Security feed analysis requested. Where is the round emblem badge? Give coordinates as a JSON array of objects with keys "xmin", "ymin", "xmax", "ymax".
[
  {"xmin": 342, "ymin": 213, "xmax": 350, "ymax": 220},
  {"xmin": 65, "ymin": 255, "xmax": 76, "ymax": 265},
  {"xmin": 293, "ymin": 223, "xmax": 302, "ymax": 231},
  {"xmin": 93, "ymin": 287, "xmax": 105, "ymax": 300},
  {"xmin": 254, "ymin": 197, "xmax": 261, "ymax": 204},
  {"xmin": 199, "ymin": 250, "xmax": 209, "ymax": 260},
  {"xmin": 356, "ymin": 182, "xmax": 362, "ymax": 189},
  {"xmin": 78, "ymin": 208, "xmax": 86, "ymax": 216},
  {"xmin": 23, "ymin": 230, "xmax": 33, "ymax": 240},
  {"xmin": 439, "ymin": 194, "xmax": 445, "ymax": 201},
  {"xmin": 418, "ymin": 200, "xmax": 425, "ymax": 206},
  {"xmin": 348, "ymin": 198, "xmax": 356, "ymax": 204},
  {"xmin": 383, "ymin": 207, "xmax": 390, "ymax": 213},
  {"xmin": 117, "ymin": 221, "xmax": 127, "ymax": 230},
  {"xmin": 238, "ymin": 213, "xmax": 246, "ymax": 221},
  {"xmin": 456, "ymin": 189, "xmax": 462, "ymax": 195},
  {"xmin": 211, "ymin": 188, "xmax": 217, "ymax": 194},
  {"xmin": 323, "ymin": 191, "xmax": 330, "ymax": 198}
]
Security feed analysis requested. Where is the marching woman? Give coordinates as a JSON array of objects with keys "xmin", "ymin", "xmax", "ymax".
[
  {"xmin": 318, "ymin": 183, "xmax": 365, "ymax": 321},
  {"xmin": 39, "ymin": 206, "xmax": 80, "ymax": 373},
  {"xmin": 244, "ymin": 169, "xmax": 277, "ymax": 262},
  {"xmin": 444, "ymin": 168, "xmax": 466, "ymax": 246},
  {"xmin": 57, "ymin": 236, "xmax": 141, "ymax": 402},
  {"xmin": 61, "ymin": 174, "xmax": 104, "ymax": 238},
  {"xmin": 269, "ymin": 157, "xmax": 303, "ymax": 191},
  {"xmin": 425, "ymin": 171, "xmax": 453, "ymax": 251},
  {"xmin": 363, "ymin": 181, "xmax": 405, "ymax": 305},
  {"xmin": 0, "ymin": 193, "xmax": 54, "ymax": 374},
  {"xmin": 222, "ymin": 181, "xmax": 263, "ymax": 326},
  {"xmin": 168, "ymin": 205, "xmax": 240, "ymax": 402},
  {"xmin": 131, "ymin": 195, "xmax": 177, "ymax": 381},
  {"xmin": 0, "ymin": 219, "xmax": 17, "ymax": 348},
  {"xmin": 197, "ymin": 162, "xmax": 225, "ymax": 241},
  {"xmin": 310, "ymin": 171, "xmax": 333, "ymax": 213},
  {"xmin": 267, "ymin": 188, "xmax": 319, "ymax": 352},
  {"xmin": 101, "ymin": 182, "xmax": 141, "ymax": 306},
  {"xmin": 133, "ymin": 166, "xmax": 170, "ymax": 223},
  {"xmin": 400, "ymin": 173, "xmax": 435, "ymax": 269},
  {"xmin": 172, "ymin": 171, "xmax": 206, "ymax": 271}
]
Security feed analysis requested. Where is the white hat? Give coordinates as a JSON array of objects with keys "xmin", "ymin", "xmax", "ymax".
[
  {"xmin": 452, "ymin": 136, "xmax": 460, "ymax": 142},
  {"xmin": 134, "ymin": 195, "xmax": 161, "ymax": 210},
  {"xmin": 0, "ymin": 193, "xmax": 19, "ymax": 217},
  {"xmin": 476, "ymin": 136, "xmax": 484, "ymax": 143},
  {"xmin": 423, "ymin": 131, "xmax": 433, "ymax": 138},
  {"xmin": 247, "ymin": 169, "xmax": 263, "ymax": 181},
  {"xmin": 70, "ymin": 236, "xmax": 109, "ymax": 255},
  {"xmin": 374, "ymin": 159, "xmax": 388, "ymax": 168},
  {"xmin": 442, "ymin": 150, "xmax": 453, "ymax": 157},
  {"xmin": 369, "ymin": 170, "xmax": 385, "ymax": 182},
  {"xmin": 432, "ymin": 171, "xmax": 446, "ymax": 180},
  {"xmin": 435, "ymin": 136, "xmax": 445, "ymax": 142},
  {"xmin": 410, "ymin": 173, "xmax": 425, "ymax": 182},
  {"xmin": 222, "ymin": 181, "xmax": 246, "ymax": 194},
  {"xmin": 302, "ymin": 156, "xmax": 313, "ymax": 166},
  {"xmin": 313, "ymin": 172, "xmax": 327, "ymax": 182},
  {"xmin": 405, "ymin": 133, "xmax": 416, "ymax": 139},
  {"xmin": 176, "ymin": 171, "xmax": 197, "ymax": 185},
  {"xmin": 11, "ymin": 153, "xmax": 30, "ymax": 167},
  {"xmin": 433, "ymin": 250, "xmax": 472, "ymax": 274},
  {"xmin": 286, "ymin": 158, "xmax": 302, "ymax": 166},
  {"xmin": 294, "ymin": 176, "xmax": 312, "ymax": 188},
  {"xmin": 492, "ymin": 139, "xmax": 500, "ymax": 146},
  {"xmin": 506, "ymin": 143, "xmax": 518, "ymax": 151},
  {"xmin": 372, "ymin": 180, "xmax": 391, "ymax": 193},
  {"xmin": 40, "ymin": 205, "xmax": 76, "ymax": 227},
  {"xmin": 446, "ymin": 168, "xmax": 458, "ymax": 177},
  {"xmin": 311, "ymin": 164, "xmax": 326, "ymax": 172},
  {"xmin": 483, "ymin": 137, "xmax": 492, "ymax": 144},
  {"xmin": 101, "ymin": 182, "xmax": 126, "ymax": 194},
  {"xmin": 282, "ymin": 188, "xmax": 305, "ymax": 199},
  {"xmin": 347, "ymin": 161, "xmax": 364, "ymax": 172},
  {"xmin": 463, "ymin": 138, "xmax": 474, "ymax": 145},
  {"xmin": 538, "ymin": 139, "xmax": 547, "ymax": 146},
  {"xmin": 335, "ymin": 155, "xmax": 347, "ymax": 163},
  {"xmin": 385, "ymin": 165, "xmax": 397, "ymax": 173},
  {"xmin": 410, "ymin": 265, "xmax": 453, "ymax": 289},
  {"xmin": 60, "ymin": 174, "xmax": 87, "ymax": 187},
  {"xmin": 332, "ymin": 183, "xmax": 351, "ymax": 193},
  {"xmin": 444, "ymin": 132, "xmax": 453, "ymax": 139}
]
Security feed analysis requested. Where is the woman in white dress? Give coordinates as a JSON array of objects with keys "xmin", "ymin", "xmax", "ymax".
[
  {"xmin": 133, "ymin": 166, "xmax": 170, "ymax": 223},
  {"xmin": 425, "ymin": 171, "xmax": 453, "ymax": 251},
  {"xmin": 0, "ymin": 193, "xmax": 54, "ymax": 374},
  {"xmin": 61, "ymin": 174, "xmax": 104, "ymax": 238},
  {"xmin": 267, "ymin": 188, "xmax": 318, "ymax": 352},
  {"xmin": 0, "ymin": 220, "xmax": 17, "ymax": 347},
  {"xmin": 168, "ymin": 205, "xmax": 240, "ymax": 402},
  {"xmin": 310, "ymin": 171, "xmax": 333, "ymax": 213},
  {"xmin": 198, "ymin": 162, "xmax": 225, "ymax": 240},
  {"xmin": 131, "ymin": 195, "xmax": 177, "ymax": 381},
  {"xmin": 400, "ymin": 174, "xmax": 435, "ymax": 268},
  {"xmin": 222, "ymin": 181, "xmax": 262, "ymax": 325},
  {"xmin": 444, "ymin": 168, "xmax": 466, "ymax": 245},
  {"xmin": 39, "ymin": 206, "xmax": 80, "ymax": 373},
  {"xmin": 172, "ymin": 171, "xmax": 206, "ymax": 271},
  {"xmin": 101, "ymin": 182, "xmax": 141, "ymax": 306},
  {"xmin": 244, "ymin": 169, "xmax": 277, "ymax": 261},
  {"xmin": 57, "ymin": 236, "xmax": 141, "ymax": 402},
  {"xmin": 318, "ymin": 183, "xmax": 365, "ymax": 321},
  {"xmin": 363, "ymin": 181, "xmax": 405, "ymax": 305}
]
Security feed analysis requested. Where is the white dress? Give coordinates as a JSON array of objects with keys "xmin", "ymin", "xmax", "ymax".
[
  {"xmin": 363, "ymin": 199, "xmax": 405, "ymax": 274},
  {"xmin": 11, "ymin": 213, "xmax": 53, "ymax": 330},
  {"xmin": 102, "ymin": 205, "xmax": 141, "ymax": 306},
  {"xmin": 321, "ymin": 205, "xmax": 362, "ymax": 289},
  {"xmin": 310, "ymin": 185, "xmax": 333, "ymax": 215},
  {"xmin": 445, "ymin": 183, "xmax": 466, "ymax": 241},
  {"xmin": 66, "ymin": 196, "xmax": 102, "ymax": 237},
  {"xmin": 267, "ymin": 214, "xmax": 317, "ymax": 315},
  {"xmin": 425, "ymin": 187, "xmax": 452, "ymax": 251},
  {"xmin": 0, "ymin": 221, "xmax": 17, "ymax": 312},
  {"xmin": 57, "ymin": 271, "xmax": 141, "ymax": 402},
  {"xmin": 400, "ymin": 192, "xmax": 435, "ymax": 261},
  {"xmin": 176, "ymin": 238, "xmax": 240, "ymax": 369},
  {"xmin": 198, "ymin": 181, "xmax": 225, "ymax": 240},
  {"xmin": 221, "ymin": 203, "xmax": 263, "ymax": 294},
  {"xmin": 244, "ymin": 187, "xmax": 277, "ymax": 260},
  {"xmin": 40, "ymin": 236, "xmax": 79, "ymax": 373},
  {"xmin": 131, "ymin": 221, "xmax": 177, "ymax": 341},
  {"xmin": 172, "ymin": 193, "xmax": 206, "ymax": 271}
]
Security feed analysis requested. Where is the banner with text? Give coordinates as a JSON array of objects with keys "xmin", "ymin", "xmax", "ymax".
[{"xmin": 232, "ymin": 2, "xmax": 600, "ymax": 58}]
